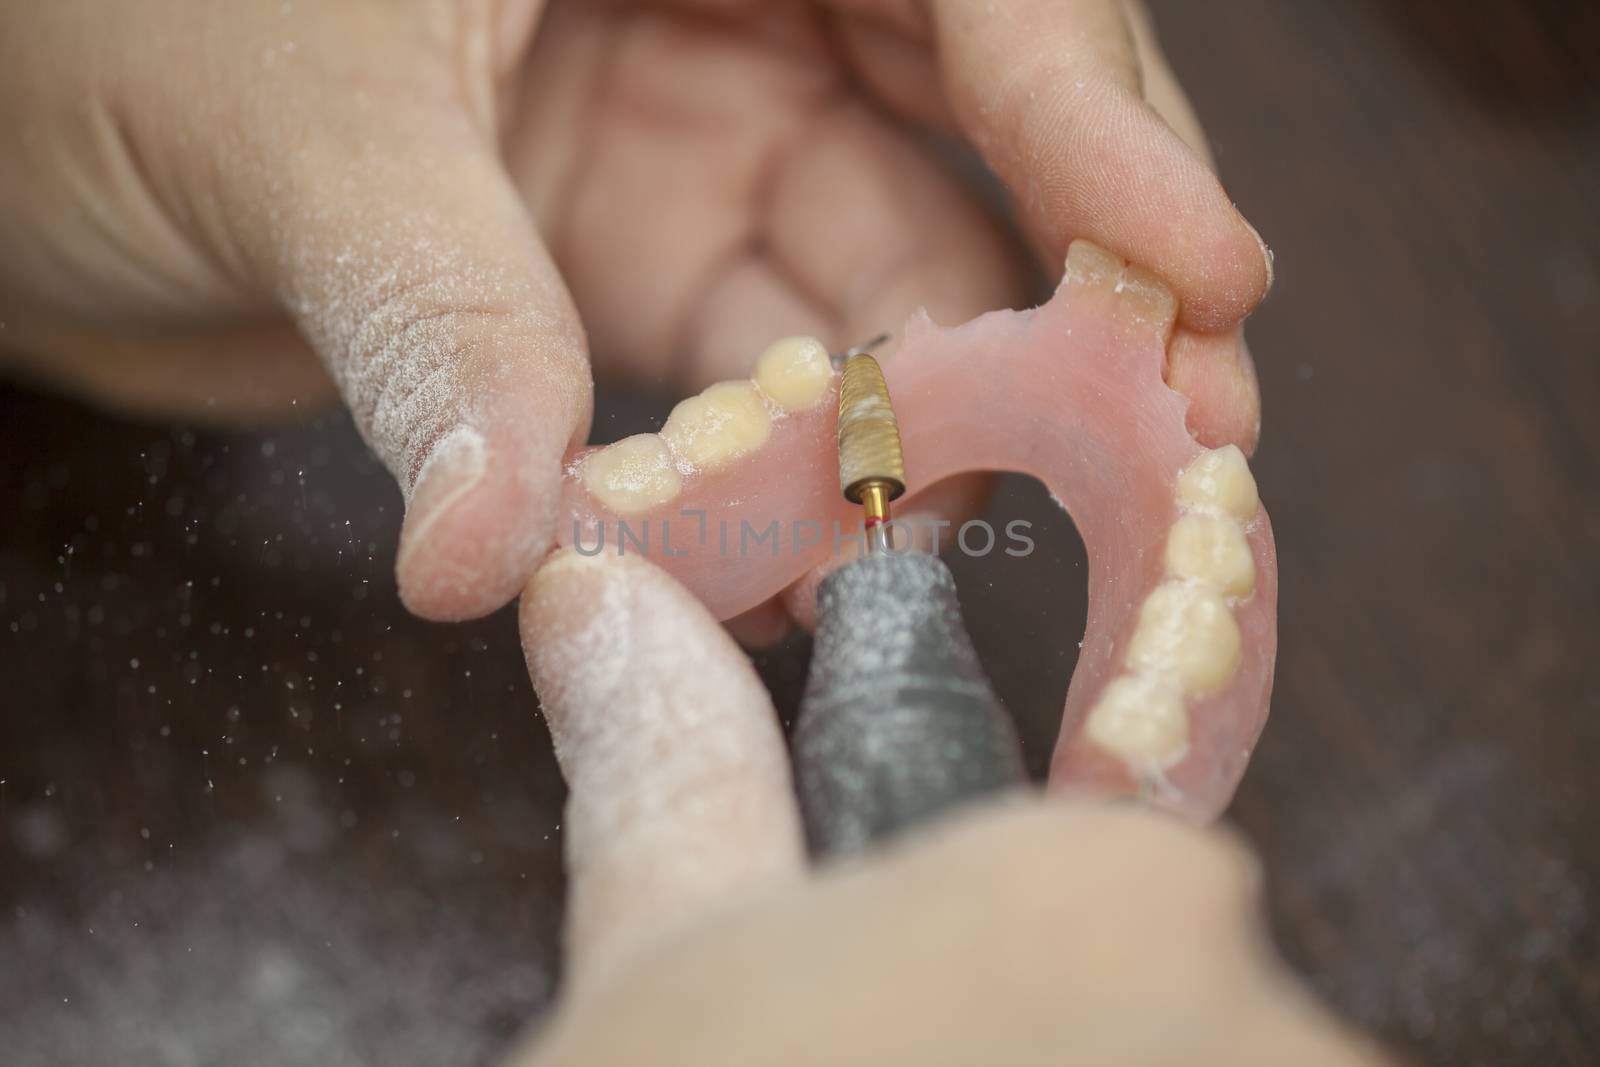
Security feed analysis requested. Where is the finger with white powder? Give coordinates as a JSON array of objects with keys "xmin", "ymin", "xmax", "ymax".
[
  {"xmin": 520, "ymin": 550, "xmax": 806, "ymax": 988},
  {"xmin": 224, "ymin": 75, "xmax": 593, "ymax": 621}
]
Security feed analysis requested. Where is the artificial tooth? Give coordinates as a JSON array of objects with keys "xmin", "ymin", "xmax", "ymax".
[
  {"xmin": 1126, "ymin": 580, "xmax": 1242, "ymax": 697},
  {"xmin": 1065, "ymin": 239, "xmax": 1125, "ymax": 289},
  {"xmin": 578, "ymin": 434, "xmax": 682, "ymax": 515},
  {"xmin": 754, "ymin": 335, "xmax": 834, "ymax": 412},
  {"xmin": 1116, "ymin": 264, "xmax": 1178, "ymax": 339},
  {"xmin": 1164, "ymin": 513, "xmax": 1256, "ymax": 599},
  {"xmin": 1083, "ymin": 673, "xmax": 1189, "ymax": 766},
  {"xmin": 661, "ymin": 380, "xmax": 772, "ymax": 473},
  {"xmin": 1176, "ymin": 445, "xmax": 1260, "ymax": 521}
]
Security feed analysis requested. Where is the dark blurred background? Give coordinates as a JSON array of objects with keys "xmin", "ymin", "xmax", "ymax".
[{"xmin": 2, "ymin": 1, "xmax": 1597, "ymax": 1064}]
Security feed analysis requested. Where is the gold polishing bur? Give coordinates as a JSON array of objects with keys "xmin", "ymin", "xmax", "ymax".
[
  {"xmin": 800, "ymin": 334, "xmax": 1026, "ymax": 857},
  {"xmin": 836, "ymin": 336, "xmax": 905, "ymax": 554}
]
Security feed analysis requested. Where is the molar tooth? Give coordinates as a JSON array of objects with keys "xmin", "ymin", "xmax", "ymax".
[
  {"xmin": 1176, "ymin": 445, "xmax": 1260, "ymax": 521},
  {"xmin": 1116, "ymin": 264, "xmax": 1178, "ymax": 340},
  {"xmin": 753, "ymin": 335, "xmax": 833, "ymax": 412},
  {"xmin": 1164, "ymin": 513, "xmax": 1256, "ymax": 598},
  {"xmin": 1065, "ymin": 239, "xmax": 1125, "ymax": 289},
  {"xmin": 1126, "ymin": 581, "xmax": 1242, "ymax": 697},
  {"xmin": 661, "ymin": 380, "xmax": 772, "ymax": 473},
  {"xmin": 1083, "ymin": 674, "xmax": 1189, "ymax": 767},
  {"xmin": 578, "ymin": 434, "xmax": 683, "ymax": 515}
]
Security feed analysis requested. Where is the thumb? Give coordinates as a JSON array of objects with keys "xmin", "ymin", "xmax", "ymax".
[{"xmin": 242, "ymin": 120, "xmax": 592, "ymax": 620}]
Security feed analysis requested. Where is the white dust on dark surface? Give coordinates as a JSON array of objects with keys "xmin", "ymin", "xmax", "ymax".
[
  {"xmin": 1, "ymin": 407, "xmax": 567, "ymax": 1064},
  {"xmin": 2, "ymin": 775, "xmax": 553, "ymax": 1067}
]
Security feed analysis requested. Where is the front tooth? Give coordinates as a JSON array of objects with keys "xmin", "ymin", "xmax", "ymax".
[
  {"xmin": 754, "ymin": 335, "xmax": 833, "ymax": 412},
  {"xmin": 578, "ymin": 434, "xmax": 683, "ymax": 515},
  {"xmin": 1176, "ymin": 445, "xmax": 1260, "ymax": 521},
  {"xmin": 661, "ymin": 380, "xmax": 772, "ymax": 473},
  {"xmin": 1164, "ymin": 513, "xmax": 1256, "ymax": 598},
  {"xmin": 1126, "ymin": 580, "xmax": 1242, "ymax": 696},
  {"xmin": 1083, "ymin": 673, "xmax": 1188, "ymax": 766},
  {"xmin": 1065, "ymin": 239, "xmax": 1125, "ymax": 289},
  {"xmin": 1116, "ymin": 264, "xmax": 1178, "ymax": 340}
]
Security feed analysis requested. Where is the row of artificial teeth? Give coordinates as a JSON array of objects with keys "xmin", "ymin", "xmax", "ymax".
[
  {"xmin": 1083, "ymin": 445, "xmax": 1261, "ymax": 772},
  {"xmin": 576, "ymin": 336, "xmax": 836, "ymax": 516}
]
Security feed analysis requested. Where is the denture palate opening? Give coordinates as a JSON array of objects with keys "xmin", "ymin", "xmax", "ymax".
[{"xmin": 557, "ymin": 241, "xmax": 1277, "ymax": 821}]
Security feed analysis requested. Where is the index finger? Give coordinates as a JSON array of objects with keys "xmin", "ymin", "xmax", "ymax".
[{"xmin": 927, "ymin": 0, "xmax": 1272, "ymax": 331}]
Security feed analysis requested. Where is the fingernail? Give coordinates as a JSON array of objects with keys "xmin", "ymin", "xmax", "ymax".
[
  {"xmin": 397, "ymin": 426, "xmax": 487, "ymax": 570},
  {"xmin": 524, "ymin": 547, "xmax": 614, "ymax": 624},
  {"xmin": 535, "ymin": 545, "xmax": 605, "ymax": 585},
  {"xmin": 1245, "ymin": 220, "xmax": 1275, "ymax": 293},
  {"xmin": 1237, "ymin": 333, "xmax": 1262, "ymax": 454}
]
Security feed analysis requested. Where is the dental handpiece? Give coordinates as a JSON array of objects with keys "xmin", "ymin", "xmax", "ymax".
[{"xmin": 792, "ymin": 343, "xmax": 1027, "ymax": 858}]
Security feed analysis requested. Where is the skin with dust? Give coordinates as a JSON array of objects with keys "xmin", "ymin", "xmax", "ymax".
[{"xmin": 520, "ymin": 550, "xmax": 804, "ymax": 987}]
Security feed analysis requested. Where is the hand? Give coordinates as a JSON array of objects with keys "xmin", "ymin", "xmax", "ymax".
[
  {"xmin": 0, "ymin": 0, "xmax": 1270, "ymax": 624},
  {"xmin": 515, "ymin": 550, "xmax": 1380, "ymax": 1066}
]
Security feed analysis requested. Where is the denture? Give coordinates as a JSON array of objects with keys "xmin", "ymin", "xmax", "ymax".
[{"xmin": 555, "ymin": 241, "xmax": 1277, "ymax": 821}]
